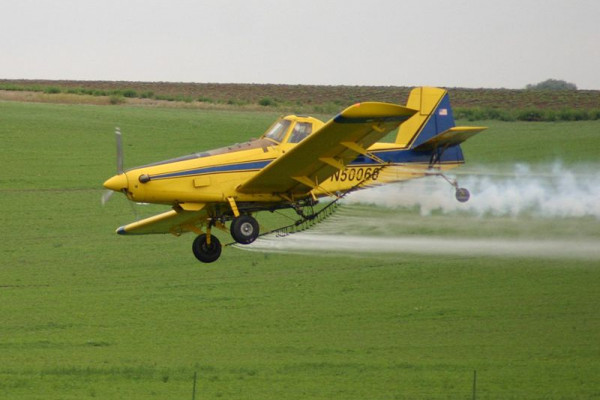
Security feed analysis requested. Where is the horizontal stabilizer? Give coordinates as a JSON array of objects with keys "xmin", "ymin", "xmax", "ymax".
[{"xmin": 412, "ymin": 126, "xmax": 486, "ymax": 152}]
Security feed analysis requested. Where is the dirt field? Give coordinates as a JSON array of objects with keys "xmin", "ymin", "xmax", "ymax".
[{"xmin": 2, "ymin": 79, "xmax": 599, "ymax": 110}]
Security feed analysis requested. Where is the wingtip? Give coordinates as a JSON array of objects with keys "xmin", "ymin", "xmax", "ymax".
[{"xmin": 116, "ymin": 226, "xmax": 127, "ymax": 235}]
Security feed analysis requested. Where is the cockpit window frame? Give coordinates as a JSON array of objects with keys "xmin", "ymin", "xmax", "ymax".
[{"xmin": 262, "ymin": 119, "xmax": 292, "ymax": 143}]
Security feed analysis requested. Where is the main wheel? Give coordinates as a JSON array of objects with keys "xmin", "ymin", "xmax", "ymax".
[
  {"xmin": 455, "ymin": 187, "xmax": 470, "ymax": 203},
  {"xmin": 230, "ymin": 215, "xmax": 259, "ymax": 244},
  {"xmin": 192, "ymin": 234, "xmax": 222, "ymax": 263}
]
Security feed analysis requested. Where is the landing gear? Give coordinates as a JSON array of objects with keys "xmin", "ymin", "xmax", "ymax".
[
  {"xmin": 455, "ymin": 187, "xmax": 470, "ymax": 203},
  {"xmin": 192, "ymin": 233, "xmax": 222, "ymax": 263},
  {"xmin": 230, "ymin": 215, "xmax": 259, "ymax": 244},
  {"xmin": 191, "ymin": 214, "xmax": 259, "ymax": 263},
  {"xmin": 431, "ymin": 170, "xmax": 471, "ymax": 203}
]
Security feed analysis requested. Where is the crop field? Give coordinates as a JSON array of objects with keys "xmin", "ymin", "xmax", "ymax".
[
  {"xmin": 1, "ymin": 100, "xmax": 599, "ymax": 399},
  {"xmin": 2, "ymin": 79, "xmax": 600, "ymax": 119}
]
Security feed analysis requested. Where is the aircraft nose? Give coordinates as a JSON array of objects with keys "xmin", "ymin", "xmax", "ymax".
[{"xmin": 103, "ymin": 173, "xmax": 128, "ymax": 192}]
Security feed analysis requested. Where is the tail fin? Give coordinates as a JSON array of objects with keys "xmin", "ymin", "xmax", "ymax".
[
  {"xmin": 395, "ymin": 87, "xmax": 455, "ymax": 148},
  {"xmin": 395, "ymin": 87, "xmax": 485, "ymax": 151}
]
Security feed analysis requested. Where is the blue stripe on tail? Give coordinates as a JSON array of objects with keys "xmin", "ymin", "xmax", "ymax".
[{"xmin": 410, "ymin": 93, "xmax": 456, "ymax": 149}]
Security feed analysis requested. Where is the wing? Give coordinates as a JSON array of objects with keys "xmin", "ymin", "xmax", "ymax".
[
  {"xmin": 237, "ymin": 102, "xmax": 416, "ymax": 195},
  {"xmin": 116, "ymin": 204, "xmax": 208, "ymax": 235}
]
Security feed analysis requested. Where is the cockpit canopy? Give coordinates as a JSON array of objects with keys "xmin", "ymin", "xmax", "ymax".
[
  {"xmin": 262, "ymin": 116, "xmax": 324, "ymax": 144},
  {"xmin": 136, "ymin": 116, "xmax": 325, "ymax": 169}
]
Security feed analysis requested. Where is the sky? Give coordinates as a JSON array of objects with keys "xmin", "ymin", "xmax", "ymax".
[{"xmin": 1, "ymin": 0, "xmax": 599, "ymax": 89}]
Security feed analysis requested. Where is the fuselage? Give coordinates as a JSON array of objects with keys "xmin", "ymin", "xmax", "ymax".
[{"xmin": 103, "ymin": 115, "xmax": 465, "ymax": 207}]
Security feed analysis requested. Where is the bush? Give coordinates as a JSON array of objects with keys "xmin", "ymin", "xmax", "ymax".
[
  {"xmin": 109, "ymin": 95, "xmax": 124, "ymax": 105},
  {"xmin": 454, "ymin": 107, "xmax": 515, "ymax": 121},
  {"xmin": 556, "ymin": 109, "xmax": 591, "ymax": 121},
  {"xmin": 0, "ymin": 83, "xmax": 25, "ymax": 91},
  {"xmin": 544, "ymin": 110, "xmax": 558, "ymax": 122},
  {"xmin": 558, "ymin": 109, "xmax": 575, "ymax": 121},
  {"xmin": 43, "ymin": 86, "xmax": 61, "ymax": 94},
  {"xmin": 573, "ymin": 109, "xmax": 589, "ymax": 121},
  {"xmin": 517, "ymin": 109, "xmax": 544, "ymax": 121},
  {"xmin": 226, "ymin": 99, "xmax": 248, "ymax": 106},
  {"xmin": 122, "ymin": 89, "xmax": 137, "ymax": 98},
  {"xmin": 454, "ymin": 107, "xmax": 600, "ymax": 122},
  {"xmin": 259, "ymin": 97, "xmax": 275, "ymax": 106}
]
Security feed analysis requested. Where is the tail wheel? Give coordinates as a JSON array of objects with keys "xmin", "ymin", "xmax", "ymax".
[
  {"xmin": 455, "ymin": 187, "xmax": 470, "ymax": 203},
  {"xmin": 192, "ymin": 234, "xmax": 222, "ymax": 263},
  {"xmin": 230, "ymin": 215, "xmax": 259, "ymax": 244}
]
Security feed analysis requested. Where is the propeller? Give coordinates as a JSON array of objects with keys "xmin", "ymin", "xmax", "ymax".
[
  {"xmin": 116, "ymin": 126, "xmax": 124, "ymax": 174},
  {"xmin": 101, "ymin": 127, "xmax": 125, "ymax": 205},
  {"xmin": 101, "ymin": 187, "xmax": 114, "ymax": 205}
]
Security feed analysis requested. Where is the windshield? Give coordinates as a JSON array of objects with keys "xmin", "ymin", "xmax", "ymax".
[
  {"xmin": 263, "ymin": 119, "xmax": 291, "ymax": 143},
  {"xmin": 288, "ymin": 122, "xmax": 312, "ymax": 143}
]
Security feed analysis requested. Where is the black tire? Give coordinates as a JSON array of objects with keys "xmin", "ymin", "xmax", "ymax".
[
  {"xmin": 230, "ymin": 215, "xmax": 259, "ymax": 245},
  {"xmin": 192, "ymin": 234, "xmax": 222, "ymax": 263},
  {"xmin": 455, "ymin": 187, "xmax": 470, "ymax": 203}
]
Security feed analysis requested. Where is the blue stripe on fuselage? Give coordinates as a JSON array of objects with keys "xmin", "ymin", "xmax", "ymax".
[
  {"xmin": 150, "ymin": 159, "xmax": 273, "ymax": 180},
  {"xmin": 148, "ymin": 145, "xmax": 463, "ymax": 181},
  {"xmin": 350, "ymin": 145, "xmax": 464, "ymax": 165}
]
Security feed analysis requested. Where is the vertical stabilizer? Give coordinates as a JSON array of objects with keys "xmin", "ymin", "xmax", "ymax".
[{"xmin": 395, "ymin": 87, "xmax": 456, "ymax": 149}]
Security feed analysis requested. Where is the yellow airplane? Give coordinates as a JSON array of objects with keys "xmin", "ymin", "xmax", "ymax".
[{"xmin": 103, "ymin": 87, "xmax": 485, "ymax": 263}]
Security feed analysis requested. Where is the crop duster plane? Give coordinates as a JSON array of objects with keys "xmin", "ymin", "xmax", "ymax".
[{"xmin": 103, "ymin": 87, "xmax": 485, "ymax": 263}]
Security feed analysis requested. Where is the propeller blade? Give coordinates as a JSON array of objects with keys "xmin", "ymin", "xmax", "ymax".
[
  {"xmin": 101, "ymin": 127, "xmax": 124, "ymax": 207},
  {"xmin": 116, "ymin": 126, "xmax": 124, "ymax": 174},
  {"xmin": 101, "ymin": 189, "xmax": 114, "ymax": 206}
]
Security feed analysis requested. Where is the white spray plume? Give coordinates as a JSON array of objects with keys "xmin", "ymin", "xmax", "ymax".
[
  {"xmin": 246, "ymin": 234, "xmax": 600, "ymax": 261},
  {"xmin": 240, "ymin": 163, "xmax": 600, "ymax": 260},
  {"xmin": 345, "ymin": 163, "xmax": 600, "ymax": 219}
]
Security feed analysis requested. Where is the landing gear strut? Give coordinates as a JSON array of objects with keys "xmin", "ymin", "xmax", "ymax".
[
  {"xmin": 192, "ymin": 233, "xmax": 222, "ymax": 263},
  {"xmin": 230, "ymin": 215, "xmax": 259, "ymax": 244},
  {"xmin": 427, "ymin": 143, "xmax": 471, "ymax": 203},
  {"xmin": 432, "ymin": 170, "xmax": 470, "ymax": 203}
]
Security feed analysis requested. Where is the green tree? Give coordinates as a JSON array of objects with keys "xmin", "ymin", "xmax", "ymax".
[{"xmin": 526, "ymin": 79, "xmax": 577, "ymax": 90}]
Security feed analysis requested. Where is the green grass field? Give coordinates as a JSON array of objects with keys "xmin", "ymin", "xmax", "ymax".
[{"xmin": 1, "ymin": 101, "xmax": 599, "ymax": 399}]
